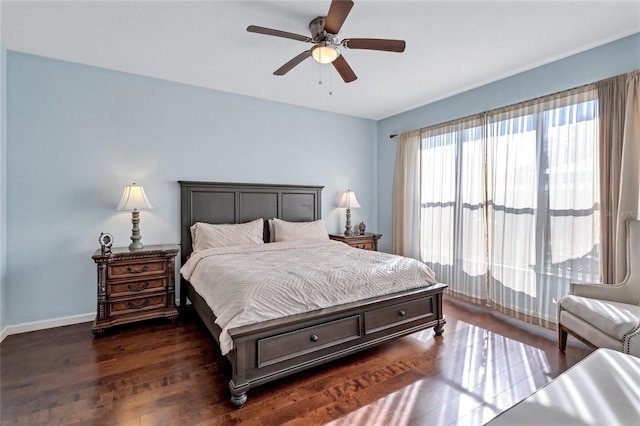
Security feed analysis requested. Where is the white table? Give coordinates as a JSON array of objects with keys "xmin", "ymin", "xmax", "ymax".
[{"xmin": 487, "ymin": 348, "xmax": 640, "ymax": 425}]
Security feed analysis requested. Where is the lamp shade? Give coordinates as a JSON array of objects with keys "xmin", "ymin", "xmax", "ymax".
[
  {"xmin": 117, "ymin": 183, "xmax": 153, "ymax": 211},
  {"xmin": 337, "ymin": 190, "xmax": 361, "ymax": 209},
  {"xmin": 311, "ymin": 44, "xmax": 340, "ymax": 64}
]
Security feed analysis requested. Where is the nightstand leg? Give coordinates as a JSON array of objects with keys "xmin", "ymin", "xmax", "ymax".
[
  {"xmin": 167, "ymin": 256, "xmax": 176, "ymax": 310},
  {"xmin": 93, "ymin": 263, "xmax": 108, "ymax": 334}
]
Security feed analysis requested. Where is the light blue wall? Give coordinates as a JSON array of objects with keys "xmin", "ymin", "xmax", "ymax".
[
  {"xmin": 376, "ymin": 33, "xmax": 640, "ymax": 253},
  {"xmin": 5, "ymin": 51, "xmax": 377, "ymax": 325},
  {"xmin": 5, "ymin": 32, "xmax": 640, "ymax": 327},
  {"xmin": 1, "ymin": 48, "xmax": 7, "ymax": 334}
]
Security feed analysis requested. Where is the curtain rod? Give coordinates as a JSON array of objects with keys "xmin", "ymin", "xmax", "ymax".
[{"xmin": 385, "ymin": 74, "xmax": 619, "ymax": 141}]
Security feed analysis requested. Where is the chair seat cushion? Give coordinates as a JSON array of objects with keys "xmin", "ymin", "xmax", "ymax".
[{"xmin": 560, "ymin": 295, "xmax": 640, "ymax": 339}]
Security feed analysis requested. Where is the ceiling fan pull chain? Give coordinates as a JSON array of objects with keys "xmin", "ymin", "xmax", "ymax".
[{"xmin": 329, "ymin": 68, "xmax": 333, "ymax": 96}]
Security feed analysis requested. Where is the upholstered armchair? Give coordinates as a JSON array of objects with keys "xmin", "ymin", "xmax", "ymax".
[{"xmin": 558, "ymin": 220, "xmax": 640, "ymax": 357}]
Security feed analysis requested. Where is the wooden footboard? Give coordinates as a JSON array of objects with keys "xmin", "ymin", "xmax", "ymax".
[{"xmin": 185, "ymin": 279, "xmax": 446, "ymax": 407}]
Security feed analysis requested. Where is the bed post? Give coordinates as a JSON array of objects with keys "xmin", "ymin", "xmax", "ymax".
[
  {"xmin": 228, "ymin": 382, "xmax": 249, "ymax": 408},
  {"xmin": 179, "ymin": 277, "xmax": 188, "ymax": 315},
  {"xmin": 434, "ymin": 292, "xmax": 444, "ymax": 336},
  {"xmin": 178, "ymin": 181, "xmax": 192, "ymax": 316}
]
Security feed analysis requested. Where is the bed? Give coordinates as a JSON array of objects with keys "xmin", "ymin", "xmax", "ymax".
[{"xmin": 178, "ymin": 181, "xmax": 447, "ymax": 407}]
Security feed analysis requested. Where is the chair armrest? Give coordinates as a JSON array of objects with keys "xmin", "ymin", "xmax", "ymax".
[{"xmin": 570, "ymin": 281, "xmax": 640, "ymax": 305}]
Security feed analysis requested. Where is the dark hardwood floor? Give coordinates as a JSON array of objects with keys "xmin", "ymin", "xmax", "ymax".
[{"xmin": 0, "ymin": 297, "xmax": 592, "ymax": 425}]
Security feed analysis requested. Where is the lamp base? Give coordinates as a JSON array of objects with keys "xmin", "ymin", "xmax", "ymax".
[
  {"xmin": 129, "ymin": 210, "xmax": 144, "ymax": 251},
  {"xmin": 129, "ymin": 242, "xmax": 144, "ymax": 251},
  {"xmin": 344, "ymin": 207, "xmax": 354, "ymax": 237}
]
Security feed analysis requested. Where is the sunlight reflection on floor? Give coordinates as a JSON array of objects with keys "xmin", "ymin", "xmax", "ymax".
[
  {"xmin": 329, "ymin": 320, "xmax": 557, "ymax": 426},
  {"xmin": 326, "ymin": 380, "xmax": 422, "ymax": 426},
  {"xmin": 485, "ymin": 349, "xmax": 640, "ymax": 426}
]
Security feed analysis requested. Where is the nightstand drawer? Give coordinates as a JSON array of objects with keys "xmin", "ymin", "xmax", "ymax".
[
  {"xmin": 108, "ymin": 277, "xmax": 167, "ymax": 297},
  {"xmin": 108, "ymin": 259, "xmax": 166, "ymax": 279},
  {"xmin": 109, "ymin": 294, "xmax": 167, "ymax": 316},
  {"xmin": 364, "ymin": 296, "xmax": 435, "ymax": 334},
  {"xmin": 328, "ymin": 233, "xmax": 382, "ymax": 252},
  {"xmin": 349, "ymin": 241, "xmax": 374, "ymax": 250}
]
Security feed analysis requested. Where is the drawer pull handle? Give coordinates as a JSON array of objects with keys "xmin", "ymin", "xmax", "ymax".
[
  {"xmin": 310, "ymin": 334, "xmax": 319, "ymax": 342},
  {"xmin": 399, "ymin": 310, "xmax": 406, "ymax": 316},
  {"xmin": 127, "ymin": 281, "xmax": 150, "ymax": 292},
  {"xmin": 127, "ymin": 265, "xmax": 149, "ymax": 274},
  {"xmin": 127, "ymin": 298, "xmax": 150, "ymax": 310}
]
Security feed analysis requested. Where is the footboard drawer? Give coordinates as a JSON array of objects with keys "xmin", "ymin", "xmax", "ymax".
[
  {"xmin": 364, "ymin": 296, "xmax": 435, "ymax": 334},
  {"xmin": 257, "ymin": 315, "xmax": 361, "ymax": 367}
]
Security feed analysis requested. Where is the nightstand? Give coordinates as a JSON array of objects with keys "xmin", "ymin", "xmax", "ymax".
[
  {"xmin": 329, "ymin": 233, "xmax": 382, "ymax": 251},
  {"xmin": 92, "ymin": 244, "xmax": 179, "ymax": 334}
]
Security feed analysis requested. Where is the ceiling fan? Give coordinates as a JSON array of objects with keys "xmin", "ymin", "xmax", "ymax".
[{"xmin": 247, "ymin": 0, "xmax": 406, "ymax": 83}]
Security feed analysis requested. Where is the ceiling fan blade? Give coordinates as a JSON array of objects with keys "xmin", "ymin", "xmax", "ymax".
[
  {"xmin": 332, "ymin": 55, "xmax": 357, "ymax": 83},
  {"xmin": 247, "ymin": 25, "xmax": 312, "ymax": 43},
  {"xmin": 324, "ymin": 0, "xmax": 354, "ymax": 34},
  {"xmin": 342, "ymin": 38, "xmax": 406, "ymax": 52},
  {"xmin": 274, "ymin": 50, "xmax": 312, "ymax": 76}
]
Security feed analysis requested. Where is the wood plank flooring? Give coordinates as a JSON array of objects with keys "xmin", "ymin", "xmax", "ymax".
[{"xmin": 0, "ymin": 297, "xmax": 592, "ymax": 425}]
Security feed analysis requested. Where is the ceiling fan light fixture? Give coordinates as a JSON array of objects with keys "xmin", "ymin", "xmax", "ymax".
[{"xmin": 311, "ymin": 44, "xmax": 340, "ymax": 64}]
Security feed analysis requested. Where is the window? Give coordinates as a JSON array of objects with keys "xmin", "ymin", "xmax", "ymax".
[{"xmin": 419, "ymin": 88, "xmax": 600, "ymax": 324}]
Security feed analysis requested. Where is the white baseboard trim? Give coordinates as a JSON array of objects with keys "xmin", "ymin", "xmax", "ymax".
[
  {"xmin": 0, "ymin": 299, "xmax": 189, "ymax": 344},
  {"xmin": 0, "ymin": 312, "xmax": 95, "ymax": 343}
]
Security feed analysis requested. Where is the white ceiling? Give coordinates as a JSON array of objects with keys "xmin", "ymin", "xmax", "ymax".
[{"xmin": 2, "ymin": 1, "xmax": 639, "ymax": 120}]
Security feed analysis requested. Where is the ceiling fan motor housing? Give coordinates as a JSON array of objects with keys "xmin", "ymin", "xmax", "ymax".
[
  {"xmin": 308, "ymin": 17, "xmax": 341, "ymax": 64},
  {"xmin": 309, "ymin": 16, "xmax": 339, "ymax": 46},
  {"xmin": 309, "ymin": 17, "xmax": 327, "ymax": 40}
]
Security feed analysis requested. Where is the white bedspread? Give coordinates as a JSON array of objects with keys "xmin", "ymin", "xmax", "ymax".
[{"xmin": 180, "ymin": 240, "xmax": 437, "ymax": 355}]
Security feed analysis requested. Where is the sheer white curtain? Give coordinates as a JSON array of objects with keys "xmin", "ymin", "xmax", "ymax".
[
  {"xmin": 402, "ymin": 86, "xmax": 601, "ymax": 325},
  {"xmin": 486, "ymin": 88, "xmax": 600, "ymax": 325},
  {"xmin": 419, "ymin": 115, "xmax": 488, "ymax": 303}
]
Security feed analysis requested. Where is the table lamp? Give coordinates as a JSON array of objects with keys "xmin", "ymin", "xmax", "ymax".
[
  {"xmin": 117, "ymin": 183, "xmax": 153, "ymax": 251},
  {"xmin": 337, "ymin": 190, "xmax": 361, "ymax": 237}
]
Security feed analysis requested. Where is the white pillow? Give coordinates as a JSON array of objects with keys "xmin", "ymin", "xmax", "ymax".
[
  {"xmin": 191, "ymin": 218, "xmax": 264, "ymax": 251},
  {"xmin": 272, "ymin": 218, "xmax": 329, "ymax": 242}
]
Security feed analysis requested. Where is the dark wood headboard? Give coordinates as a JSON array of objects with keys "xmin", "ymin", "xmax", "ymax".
[{"xmin": 178, "ymin": 181, "xmax": 324, "ymax": 265}]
